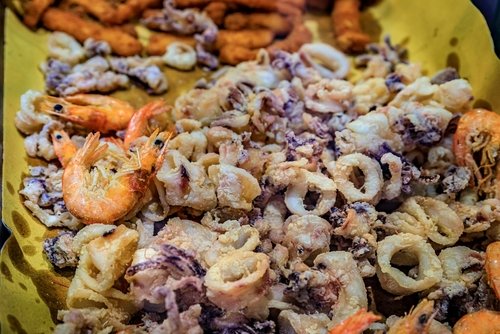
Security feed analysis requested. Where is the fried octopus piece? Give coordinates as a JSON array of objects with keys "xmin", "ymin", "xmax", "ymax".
[
  {"xmin": 224, "ymin": 12, "xmax": 293, "ymax": 36},
  {"xmin": 147, "ymin": 32, "xmax": 196, "ymax": 55},
  {"xmin": 219, "ymin": 45, "xmax": 258, "ymax": 65},
  {"xmin": 267, "ymin": 20, "xmax": 313, "ymax": 53},
  {"xmin": 331, "ymin": 0, "xmax": 371, "ymax": 52},
  {"xmin": 42, "ymin": 8, "xmax": 142, "ymax": 56},
  {"xmin": 215, "ymin": 29, "xmax": 275, "ymax": 49},
  {"xmin": 21, "ymin": 0, "xmax": 54, "ymax": 28},
  {"xmin": 67, "ymin": 0, "xmax": 161, "ymax": 25}
]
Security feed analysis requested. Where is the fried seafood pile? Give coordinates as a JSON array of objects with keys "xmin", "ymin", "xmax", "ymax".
[
  {"xmin": 18, "ymin": 0, "xmax": 314, "ymax": 67},
  {"xmin": 16, "ymin": 37, "xmax": 500, "ymax": 333}
]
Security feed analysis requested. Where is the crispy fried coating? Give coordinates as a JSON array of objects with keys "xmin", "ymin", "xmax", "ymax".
[
  {"xmin": 67, "ymin": 0, "xmax": 161, "ymax": 25},
  {"xmin": 306, "ymin": 0, "xmax": 333, "ymax": 11},
  {"xmin": 42, "ymin": 8, "xmax": 142, "ymax": 56},
  {"xmin": 146, "ymin": 32, "xmax": 196, "ymax": 55},
  {"xmin": 219, "ymin": 45, "xmax": 258, "ymax": 65},
  {"xmin": 172, "ymin": 0, "xmax": 211, "ymax": 8},
  {"xmin": 21, "ymin": 0, "xmax": 54, "ymax": 28},
  {"xmin": 217, "ymin": 0, "xmax": 303, "ymax": 17},
  {"xmin": 216, "ymin": 29, "xmax": 275, "ymax": 49},
  {"xmin": 267, "ymin": 20, "xmax": 312, "ymax": 53},
  {"xmin": 224, "ymin": 12, "xmax": 292, "ymax": 36},
  {"xmin": 203, "ymin": 2, "xmax": 229, "ymax": 26},
  {"xmin": 332, "ymin": 0, "xmax": 370, "ymax": 52}
]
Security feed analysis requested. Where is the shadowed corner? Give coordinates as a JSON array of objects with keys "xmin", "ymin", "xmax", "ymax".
[{"xmin": 471, "ymin": 0, "xmax": 500, "ymax": 58}]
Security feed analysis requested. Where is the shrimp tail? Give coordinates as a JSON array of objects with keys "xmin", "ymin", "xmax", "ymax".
[
  {"xmin": 329, "ymin": 308, "xmax": 381, "ymax": 334},
  {"xmin": 76, "ymin": 132, "xmax": 108, "ymax": 166}
]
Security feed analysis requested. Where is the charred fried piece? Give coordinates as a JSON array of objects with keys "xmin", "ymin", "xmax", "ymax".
[
  {"xmin": 219, "ymin": 45, "xmax": 258, "ymax": 65},
  {"xmin": 42, "ymin": 8, "xmax": 142, "ymax": 56},
  {"xmin": 216, "ymin": 29, "xmax": 275, "ymax": 49},
  {"xmin": 67, "ymin": 0, "xmax": 161, "ymax": 24},
  {"xmin": 224, "ymin": 12, "xmax": 292, "ymax": 36},
  {"xmin": 147, "ymin": 32, "xmax": 196, "ymax": 55},
  {"xmin": 267, "ymin": 20, "xmax": 312, "ymax": 53},
  {"xmin": 331, "ymin": 0, "xmax": 371, "ymax": 52},
  {"xmin": 203, "ymin": 2, "xmax": 229, "ymax": 26},
  {"xmin": 21, "ymin": 0, "xmax": 54, "ymax": 28}
]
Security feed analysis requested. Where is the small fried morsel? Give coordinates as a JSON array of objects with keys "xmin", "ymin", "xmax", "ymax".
[
  {"xmin": 68, "ymin": 0, "xmax": 161, "ymax": 25},
  {"xmin": 217, "ymin": 0, "xmax": 303, "ymax": 17},
  {"xmin": 267, "ymin": 20, "xmax": 312, "ymax": 53},
  {"xmin": 204, "ymin": 2, "xmax": 229, "ymax": 26},
  {"xmin": 216, "ymin": 29, "xmax": 275, "ymax": 50},
  {"xmin": 219, "ymin": 45, "xmax": 258, "ymax": 65},
  {"xmin": 224, "ymin": 12, "xmax": 292, "ymax": 36},
  {"xmin": 21, "ymin": 0, "xmax": 54, "ymax": 28},
  {"xmin": 42, "ymin": 8, "xmax": 142, "ymax": 56},
  {"xmin": 306, "ymin": 0, "xmax": 333, "ymax": 11},
  {"xmin": 331, "ymin": 0, "xmax": 371, "ymax": 52},
  {"xmin": 147, "ymin": 32, "xmax": 196, "ymax": 55},
  {"xmin": 172, "ymin": 0, "xmax": 211, "ymax": 8}
]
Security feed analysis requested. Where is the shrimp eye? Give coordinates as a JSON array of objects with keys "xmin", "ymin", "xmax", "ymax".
[
  {"xmin": 154, "ymin": 139, "xmax": 165, "ymax": 148},
  {"xmin": 53, "ymin": 104, "xmax": 64, "ymax": 113},
  {"xmin": 55, "ymin": 133, "xmax": 63, "ymax": 140}
]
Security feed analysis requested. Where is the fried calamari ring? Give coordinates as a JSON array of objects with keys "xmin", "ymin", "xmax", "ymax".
[
  {"xmin": 327, "ymin": 153, "xmax": 383, "ymax": 204},
  {"xmin": 438, "ymin": 246, "xmax": 484, "ymax": 287},
  {"xmin": 285, "ymin": 169, "xmax": 337, "ymax": 216},
  {"xmin": 42, "ymin": 8, "xmax": 142, "ymax": 56},
  {"xmin": 331, "ymin": 0, "xmax": 370, "ymax": 52},
  {"xmin": 205, "ymin": 251, "xmax": 270, "ymax": 312},
  {"xmin": 284, "ymin": 215, "xmax": 332, "ymax": 262},
  {"xmin": 376, "ymin": 233, "xmax": 442, "ymax": 295},
  {"xmin": 224, "ymin": 12, "xmax": 292, "ymax": 36},
  {"xmin": 300, "ymin": 43, "xmax": 351, "ymax": 79},
  {"xmin": 380, "ymin": 152, "xmax": 403, "ymax": 200},
  {"xmin": 397, "ymin": 197, "xmax": 464, "ymax": 246},
  {"xmin": 47, "ymin": 32, "xmax": 85, "ymax": 65},
  {"xmin": 215, "ymin": 29, "xmax": 275, "ymax": 49}
]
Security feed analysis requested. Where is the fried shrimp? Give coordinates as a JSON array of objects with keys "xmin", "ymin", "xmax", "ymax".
[
  {"xmin": 146, "ymin": 33, "xmax": 196, "ymax": 56},
  {"xmin": 387, "ymin": 299, "xmax": 435, "ymax": 334},
  {"xmin": 42, "ymin": 8, "xmax": 142, "ymax": 56},
  {"xmin": 331, "ymin": 0, "xmax": 370, "ymax": 52},
  {"xmin": 224, "ymin": 12, "xmax": 292, "ymax": 36},
  {"xmin": 219, "ymin": 45, "xmax": 258, "ymax": 65},
  {"xmin": 52, "ymin": 130, "xmax": 78, "ymax": 168},
  {"xmin": 485, "ymin": 241, "xmax": 500, "ymax": 299},
  {"xmin": 453, "ymin": 310, "xmax": 500, "ymax": 334},
  {"xmin": 328, "ymin": 308, "xmax": 381, "ymax": 334},
  {"xmin": 453, "ymin": 109, "xmax": 500, "ymax": 199},
  {"xmin": 123, "ymin": 100, "xmax": 172, "ymax": 148},
  {"xmin": 215, "ymin": 29, "xmax": 275, "ymax": 50},
  {"xmin": 38, "ymin": 94, "xmax": 135, "ymax": 133},
  {"xmin": 62, "ymin": 131, "xmax": 170, "ymax": 224}
]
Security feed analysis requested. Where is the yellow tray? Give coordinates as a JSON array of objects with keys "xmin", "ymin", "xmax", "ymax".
[{"xmin": 1, "ymin": 0, "xmax": 500, "ymax": 333}]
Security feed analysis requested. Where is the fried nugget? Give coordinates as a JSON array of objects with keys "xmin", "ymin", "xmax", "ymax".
[
  {"xmin": 21, "ymin": 0, "xmax": 54, "ymax": 28},
  {"xmin": 147, "ymin": 33, "xmax": 196, "ymax": 55},
  {"xmin": 203, "ymin": 2, "xmax": 228, "ymax": 26},
  {"xmin": 216, "ymin": 29, "xmax": 274, "ymax": 50},
  {"xmin": 42, "ymin": 8, "xmax": 142, "ymax": 56},
  {"xmin": 67, "ymin": 0, "xmax": 161, "ymax": 25},
  {"xmin": 219, "ymin": 45, "xmax": 258, "ymax": 65},
  {"xmin": 224, "ymin": 12, "xmax": 292, "ymax": 36},
  {"xmin": 217, "ymin": 0, "xmax": 303, "ymax": 17},
  {"xmin": 332, "ymin": 0, "xmax": 370, "ymax": 52},
  {"xmin": 267, "ymin": 21, "xmax": 312, "ymax": 53}
]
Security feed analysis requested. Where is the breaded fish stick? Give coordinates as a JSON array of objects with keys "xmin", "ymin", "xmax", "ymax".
[
  {"xmin": 216, "ymin": 29, "xmax": 275, "ymax": 49},
  {"xmin": 332, "ymin": 0, "xmax": 370, "ymax": 52},
  {"xmin": 42, "ymin": 8, "xmax": 142, "ymax": 56},
  {"xmin": 146, "ymin": 32, "xmax": 196, "ymax": 55},
  {"xmin": 267, "ymin": 20, "xmax": 312, "ymax": 53},
  {"xmin": 224, "ymin": 12, "xmax": 292, "ymax": 36},
  {"xmin": 203, "ymin": 2, "xmax": 229, "ymax": 26},
  {"xmin": 22, "ymin": 0, "xmax": 54, "ymax": 28},
  {"xmin": 68, "ymin": 0, "xmax": 161, "ymax": 25},
  {"xmin": 219, "ymin": 45, "xmax": 258, "ymax": 65}
]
